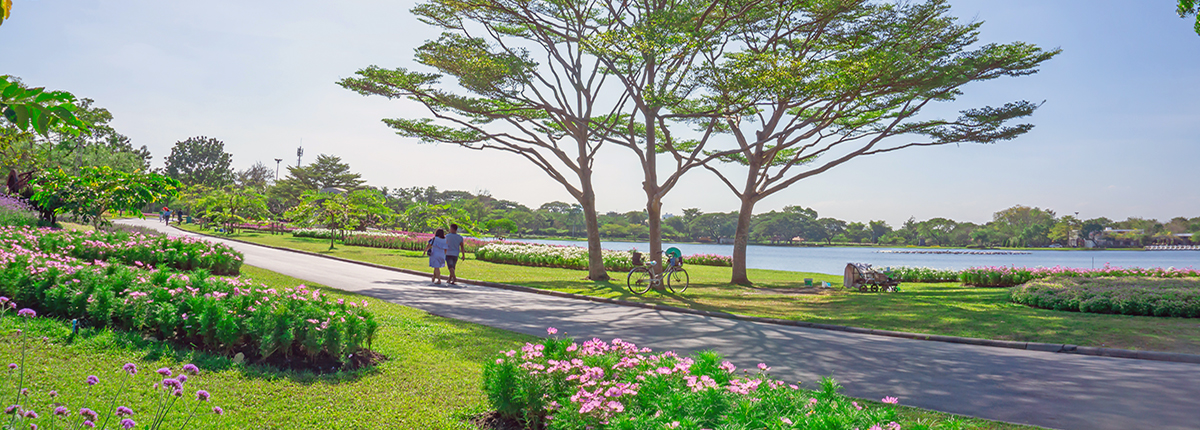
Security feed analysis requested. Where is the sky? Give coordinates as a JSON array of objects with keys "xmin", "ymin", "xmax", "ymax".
[{"xmin": 2, "ymin": 0, "xmax": 1198, "ymax": 226}]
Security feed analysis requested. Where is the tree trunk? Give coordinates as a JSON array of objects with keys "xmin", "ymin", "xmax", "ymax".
[
  {"xmin": 730, "ymin": 156, "xmax": 761, "ymax": 285},
  {"xmin": 730, "ymin": 196, "xmax": 757, "ymax": 285},
  {"xmin": 579, "ymin": 172, "xmax": 609, "ymax": 281},
  {"xmin": 647, "ymin": 197, "xmax": 663, "ymax": 275},
  {"xmin": 643, "ymin": 108, "xmax": 663, "ymax": 274}
]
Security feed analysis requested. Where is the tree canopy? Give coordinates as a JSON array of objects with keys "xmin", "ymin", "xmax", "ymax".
[
  {"xmin": 1, "ymin": 76, "xmax": 89, "ymax": 138},
  {"xmin": 271, "ymin": 154, "xmax": 366, "ymax": 208},
  {"xmin": 690, "ymin": 0, "xmax": 1058, "ymax": 283},
  {"xmin": 30, "ymin": 166, "xmax": 180, "ymax": 228},
  {"xmin": 1181, "ymin": 0, "xmax": 1199, "ymax": 35},
  {"xmin": 164, "ymin": 136, "xmax": 235, "ymax": 188}
]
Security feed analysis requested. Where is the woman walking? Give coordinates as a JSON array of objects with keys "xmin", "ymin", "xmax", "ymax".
[{"xmin": 425, "ymin": 228, "xmax": 449, "ymax": 284}]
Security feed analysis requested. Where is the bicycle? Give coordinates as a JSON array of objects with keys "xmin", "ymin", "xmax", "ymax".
[{"xmin": 626, "ymin": 249, "xmax": 689, "ymax": 295}]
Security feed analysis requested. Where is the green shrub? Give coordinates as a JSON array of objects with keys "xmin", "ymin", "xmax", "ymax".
[{"xmin": 1011, "ymin": 277, "xmax": 1200, "ymax": 318}]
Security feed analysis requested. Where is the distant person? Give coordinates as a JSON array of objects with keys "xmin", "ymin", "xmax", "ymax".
[
  {"xmin": 445, "ymin": 224, "xmax": 466, "ymax": 285},
  {"xmin": 162, "ymin": 207, "xmax": 171, "ymax": 225},
  {"xmin": 177, "ymin": 210, "xmax": 184, "ymax": 224},
  {"xmin": 425, "ymin": 228, "xmax": 449, "ymax": 284}
]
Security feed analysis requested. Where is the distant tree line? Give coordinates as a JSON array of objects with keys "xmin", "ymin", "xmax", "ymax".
[{"xmin": 148, "ymin": 136, "xmax": 1200, "ymax": 250}]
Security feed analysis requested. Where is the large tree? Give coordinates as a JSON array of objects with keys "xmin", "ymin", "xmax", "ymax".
[
  {"xmin": 696, "ymin": 0, "xmax": 1058, "ymax": 283},
  {"xmin": 270, "ymin": 154, "xmax": 366, "ymax": 208},
  {"xmin": 30, "ymin": 166, "xmax": 179, "ymax": 228},
  {"xmin": 235, "ymin": 161, "xmax": 275, "ymax": 192},
  {"xmin": 339, "ymin": 0, "xmax": 635, "ymax": 281},
  {"xmin": 2, "ymin": 97, "xmax": 149, "ymax": 177},
  {"xmin": 286, "ymin": 190, "xmax": 389, "ymax": 249},
  {"xmin": 584, "ymin": 0, "xmax": 760, "ymax": 271},
  {"xmin": 163, "ymin": 136, "xmax": 234, "ymax": 188}
]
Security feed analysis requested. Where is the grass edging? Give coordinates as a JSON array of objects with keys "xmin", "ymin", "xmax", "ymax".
[{"xmin": 170, "ymin": 225, "xmax": 1200, "ymax": 365}]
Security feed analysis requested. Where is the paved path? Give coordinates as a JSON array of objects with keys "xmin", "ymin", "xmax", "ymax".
[{"xmin": 122, "ymin": 219, "xmax": 1200, "ymax": 430}]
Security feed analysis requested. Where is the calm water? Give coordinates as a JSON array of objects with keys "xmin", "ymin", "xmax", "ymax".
[{"xmin": 513, "ymin": 238, "xmax": 1200, "ymax": 275}]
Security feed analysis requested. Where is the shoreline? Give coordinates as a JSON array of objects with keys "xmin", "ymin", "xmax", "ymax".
[{"xmin": 510, "ymin": 236, "xmax": 1147, "ymax": 252}]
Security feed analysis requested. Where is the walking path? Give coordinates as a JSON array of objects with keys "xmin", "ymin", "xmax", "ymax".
[{"xmin": 121, "ymin": 219, "xmax": 1200, "ymax": 430}]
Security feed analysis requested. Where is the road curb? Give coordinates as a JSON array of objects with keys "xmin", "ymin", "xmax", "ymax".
[{"xmin": 174, "ymin": 226, "xmax": 1200, "ymax": 366}]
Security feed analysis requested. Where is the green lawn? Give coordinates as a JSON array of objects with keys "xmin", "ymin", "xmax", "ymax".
[
  {"xmin": 179, "ymin": 225, "xmax": 1200, "ymax": 354},
  {"xmin": 1, "ymin": 264, "xmax": 1036, "ymax": 430}
]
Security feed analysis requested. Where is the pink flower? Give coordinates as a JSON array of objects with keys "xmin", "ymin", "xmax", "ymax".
[
  {"xmin": 757, "ymin": 362, "xmax": 771, "ymax": 371},
  {"xmin": 882, "ymin": 396, "xmax": 899, "ymax": 404},
  {"xmin": 547, "ymin": 327, "xmax": 558, "ymax": 335}
]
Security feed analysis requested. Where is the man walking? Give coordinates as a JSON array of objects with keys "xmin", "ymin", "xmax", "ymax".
[{"xmin": 445, "ymin": 223, "xmax": 466, "ymax": 285}]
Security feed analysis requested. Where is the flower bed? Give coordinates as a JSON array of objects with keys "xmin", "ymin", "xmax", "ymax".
[
  {"xmin": 292, "ymin": 227, "xmax": 341, "ymax": 239},
  {"xmin": 1011, "ymin": 277, "xmax": 1200, "ymax": 317},
  {"xmin": 882, "ymin": 267, "xmax": 960, "ymax": 283},
  {"xmin": 476, "ymin": 243, "xmax": 634, "ymax": 271},
  {"xmin": 684, "ymin": 253, "xmax": 732, "ymax": 267},
  {"xmin": 0, "ymin": 227, "xmax": 378, "ymax": 370},
  {"xmin": 342, "ymin": 230, "xmax": 492, "ymax": 253},
  {"xmin": 484, "ymin": 329, "xmax": 908, "ymax": 429},
  {"xmin": 2, "ymin": 226, "xmax": 243, "ymax": 276},
  {"xmin": 0, "ymin": 194, "xmax": 41, "ymax": 227},
  {"xmin": 961, "ymin": 265, "xmax": 1200, "ymax": 288},
  {"xmin": 475, "ymin": 243, "xmax": 732, "ymax": 271},
  {"xmin": 226, "ymin": 222, "xmax": 294, "ymax": 232}
]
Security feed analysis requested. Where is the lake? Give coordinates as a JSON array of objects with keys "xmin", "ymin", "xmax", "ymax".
[{"xmin": 512, "ymin": 238, "xmax": 1200, "ymax": 275}]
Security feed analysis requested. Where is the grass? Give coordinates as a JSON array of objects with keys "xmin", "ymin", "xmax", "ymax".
[
  {"xmin": 1, "ymin": 265, "xmax": 529, "ymax": 429},
  {"xmin": 176, "ymin": 224, "xmax": 1200, "ymax": 354},
  {"xmin": 0, "ymin": 264, "xmax": 1035, "ymax": 430}
]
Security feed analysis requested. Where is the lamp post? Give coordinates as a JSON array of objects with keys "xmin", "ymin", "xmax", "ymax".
[
  {"xmin": 274, "ymin": 158, "xmax": 283, "ymax": 181},
  {"xmin": 1074, "ymin": 211, "xmax": 1080, "ymax": 247}
]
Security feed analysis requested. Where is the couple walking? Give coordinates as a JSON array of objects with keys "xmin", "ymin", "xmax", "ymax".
[{"xmin": 425, "ymin": 223, "xmax": 465, "ymax": 285}]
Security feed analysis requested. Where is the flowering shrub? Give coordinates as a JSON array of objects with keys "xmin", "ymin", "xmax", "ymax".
[
  {"xmin": 0, "ymin": 194, "xmax": 41, "ymax": 227},
  {"xmin": 476, "ymin": 243, "xmax": 732, "ymax": 271},
  {"xmin": 882, "ymin": 267, "xmax": 960, "ymax": 283},
  {"xmin": 4, "ymin": 302, "xmax": 226, "ymax": 429},
  {"xmin": 343, "ymin": 230, "xmax": 491, "ymax": 253},
  {"xmin": 292, "ymin": 228, "xmax": 341, "ymax": 239},
  {"xmin": 105, "ymin": 223, "xmax": 168, "ymax": 237},
  {"xmin": 683, "ymin": 254, "xmax": 732, "ymax": 267},
  {"xmin": 476, "ymin": 243, "xmax": 633, "ymax": 271},
  {"xmin": 0, "ymin": 226, "xmax": 243, "ymax": 275},
  {"xmin": 225, "ymin": 222, "xmax": 295, "ymax": 232},
  {"xmin": 1011, "ymin": 277, "xmax": 1200, "ymax": 317},
  {"xmin": 0, "ymin": 233, "xmax": 378, "ymax": 366},
  {"xmin": 961, "ymin": 265, "xmax": 1200, "ymax": 288},
  {"xmin": 484, "ymin": 329, "xmax": 913, "ymax": 430}
]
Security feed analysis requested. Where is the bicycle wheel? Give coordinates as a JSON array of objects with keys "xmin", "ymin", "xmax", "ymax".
[
  {"xmin": 666, "ymin": 268, "xmax": 689, "ymax": 294},
  {"xmin": 627, "ymin": 267, "xmax": 653, "ymax": 295}
]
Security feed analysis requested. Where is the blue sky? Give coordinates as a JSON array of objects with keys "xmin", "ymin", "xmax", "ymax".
[{"xmin": 2, "ymin": 0, "xmax": 1198, "ymax": 226}]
